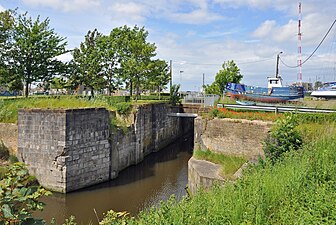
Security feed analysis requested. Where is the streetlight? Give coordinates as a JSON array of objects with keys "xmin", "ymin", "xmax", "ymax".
[
  {"xmin": 276, "ymin": 51, "xmax": 283, "ymax": 78},
  {"xmin": 179, "ymin": 70, "xmax": 184, "ymax": 94}
]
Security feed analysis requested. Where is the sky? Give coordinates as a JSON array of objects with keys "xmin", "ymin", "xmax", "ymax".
[{"xmin": 1, "ymin": 0, "xmax": 336, "ymax": 91}]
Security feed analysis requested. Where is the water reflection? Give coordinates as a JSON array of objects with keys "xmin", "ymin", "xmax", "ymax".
[{"xmin": 35, "ymin": 135, "xmax": 193, "ymax": 224}]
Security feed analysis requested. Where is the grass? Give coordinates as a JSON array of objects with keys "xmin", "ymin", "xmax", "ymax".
[
  {"xmin": 0, "ymin": 95, "xmax": 170, "ymax": 123},
  {"xmin": 98, "ymin": 120, "xmax": 336, "ymax": 224},
  {"xmin": 193, "ymin": 149, "xmax": 247, "ymax": 179},
  {"xmin": 300, "ymin": 97, "xmax": 336, "ymax": 109},
  {"xmin": 0, "ymin": 96, "xmax": 116, "ymax": 123}
]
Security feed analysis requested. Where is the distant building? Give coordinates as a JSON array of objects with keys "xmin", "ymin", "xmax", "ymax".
[{"xmin": 292, "ymin": 82, "xmax": 313, "ymax": 91}]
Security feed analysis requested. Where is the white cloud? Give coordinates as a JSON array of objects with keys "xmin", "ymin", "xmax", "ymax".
[
  {"xmin": 108, "ymin": 2, "xmax": 148, "ymax": 25},
  {"xmin": 0, "ymin": 4, "xmax": 5, "ymax": 12},
  {"xmin": 22, "ymin": 0, "xmax": 100, "ymax": 12},
  {"xmin": 272, "ymin": 19, "xmax": 297, "ymax": 42},
  {"xmin": 252, "ymin": 20, "xmax": 276, "ymax": 38},
  {"xmin": 171, "ymin": 9, "xmax": 222, "ymax": 24}
]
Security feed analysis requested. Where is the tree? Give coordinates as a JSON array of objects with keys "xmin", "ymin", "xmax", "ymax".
[
  {"xmin": 99, "ymin": 30, "xmax": 122, "ymax": 95},
  {"xmin": 214, "ymin": 60, "xmax": 243, "ymax": 95},
  {"xmin": 118, "ymin": 26, "xmax": 157, "ymax": 100},
  {"xmin": 10, "ymin": 13, "xmax": 68, "ymax": 97},
  {"xmin": 0, "ymin": 10, "xmax": 15, "ymax": 87},
  {"xmin": 50, "ymin": 77, "xmax": 67, "ymax": 94},
  {"xmin": 147, "ymin": 59, "xmax": 170, "ymax": 98},
  {"xmin": 204, "ymin": 82, "xmax": 221, "ymax": 95},
  {"xmin": 72, "ymin": 29, "xmax": 106, "ymax": 97}
]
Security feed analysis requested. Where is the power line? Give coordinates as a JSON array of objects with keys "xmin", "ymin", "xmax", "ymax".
[
  {"xmin": 280, "ymin": 18, "xmax": 336, "ymax": 68},
  {"xmin": 174, "ymin": 57, "xmax": 274, "ymax": 67}
]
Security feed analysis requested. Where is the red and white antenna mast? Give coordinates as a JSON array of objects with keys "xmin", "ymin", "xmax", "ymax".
[{"xmin": 297, "ymin": 2, "xmax": 302, "ymax": 82}]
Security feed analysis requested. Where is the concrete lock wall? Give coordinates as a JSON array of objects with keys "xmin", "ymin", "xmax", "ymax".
[
  {"xmin": 189, "ymin": 117, "xmax": 272, "ymax": 194},
  {"xmin": 18, "ymin": 104, "xmax": 193, "ymax": 193},
  {"xmin": 0, "ymin": 123, "xmax": 18, "ymax": 155},
  {"xmin": 194, "ymin": 117, "xmax": 273, "ymax": 160}
]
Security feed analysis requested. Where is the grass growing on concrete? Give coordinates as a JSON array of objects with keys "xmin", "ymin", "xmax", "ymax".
[
  {"xmin": 0, "ymin": 96, "xmax": 115, "ymax": 123},
  {"xmin": 193, "ymin": 149, "xmax": 247, "ymax": 179}
]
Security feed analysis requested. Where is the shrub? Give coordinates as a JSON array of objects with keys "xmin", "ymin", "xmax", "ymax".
[
  {"xmin": 0, "ymin": 163, "xmax": 51, "ymax": 224},
  {"xmin": 115, "ymin": 102, "xmax": 132, "ymax": 115},
  {"xmin": 264, "ymin": 113, "xmax": 303, "ymax": 163},
  {"xmin": 8, "ymin": 155, "xmax": 19, "ymax": 164},
  {"xmin": 169, "ymin": 84, "xmax": 181, "ymax": 106},
  {"xmin": 209, "ymin": 108, "xmax": 219, "ymax": 118}
]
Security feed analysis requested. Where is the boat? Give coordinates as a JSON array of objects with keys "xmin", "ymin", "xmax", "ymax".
[
  {"xmin": 225, "ymin": 53, "xmax": 305, "ymax": 103},
  {"xmin": 235, "ymin": 100, "xmax": 256, "ymax": 106},
  {"xmin": 311, "ymin": 82, "xmax": 336, "ymax": 99}
]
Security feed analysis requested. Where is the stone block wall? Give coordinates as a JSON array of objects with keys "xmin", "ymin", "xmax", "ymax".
[
  {"xmin": 110, "ymin": 103, "xmax": 193, "ymax": 179},
  {"xmin": 65, "ymin": 109, "xmax": 111, "ymax": 192},
  {"xmin": 18, "ymin": 104, "xmax": 194, "ymax": 193},
  {"xmin": 18, "ymin": 108, "xmax": 111, "ymax": 193},
  {"xmin": 18, "ymin": 109, "xmax": 68, "ymax": 192}
]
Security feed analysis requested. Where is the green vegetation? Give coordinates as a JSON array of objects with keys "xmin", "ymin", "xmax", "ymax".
[
  {"xmin": 1, "ymin": 9, "xmax": 171, "ymax": 102},
  {"xmin": 207, "ymin": 107, "xmax": 280, "ymax": 121},
  {"xmin": 115, "ymin": 102, "xmax": 132, "ymax": 115},
  {"xmin": 169, "ymin": 84, "xmax": 181, "ymax": 106},
  {"xmin": 264, "ymin": 113, "xmax": 303, "ymax": 163},
  {"xmin": 0, "ymin": 96, "xmax": 140, "ymax": 123},
  {"xmin": 0, "ymin": 10, "xmax": 68, "ymax": 98},
  {"xmin": 194, "ymin": 149, "xmax": 247, "ymax": 179},
  {"xmin": 98, "ymin": 115, "xmax": 336, "ymax": 224},
  {"xmin": 0, "ymin": 163, "xmax": 51, "ymax": 224},
  {"xmin": 205, "ymin": 60, "xmax": 243, "ymax": 96}
]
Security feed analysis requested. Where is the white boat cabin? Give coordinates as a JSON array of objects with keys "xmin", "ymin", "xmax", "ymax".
[{"xmin": 267, "ymin": 76, "xmax": 283, "ymax": 89}]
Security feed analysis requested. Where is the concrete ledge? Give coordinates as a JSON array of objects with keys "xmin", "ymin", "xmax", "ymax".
[
  {"xmin": 188, "ymin": 157, "xmax": 225, "ymax": 195},
  {"xmin": 0, "ymin": 123, "xmax": 18, "ymax": 154}
]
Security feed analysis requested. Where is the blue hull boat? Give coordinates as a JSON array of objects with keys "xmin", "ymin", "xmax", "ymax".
[
  {"xmin": 226, "ymin": 53, "xmax": 305, "ymax": 103},
  {"xmin": 226, "ymin": 77, "xmax": 304, "ymax": 103}
]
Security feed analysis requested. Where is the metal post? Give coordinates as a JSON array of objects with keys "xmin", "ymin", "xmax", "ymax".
[
  {"xmin": 169, "ymin": 60, "xmax": 172, "ymax": 96},
  {"xmin": 203, "ymin": 73, "xmax": 205, "ymax": 107},
  {"xmin": 276, "ymin": 52, "xmax": 283, "ymax": 78}
]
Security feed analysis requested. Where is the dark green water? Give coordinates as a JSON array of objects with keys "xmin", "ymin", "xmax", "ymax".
[{"xmin": 35, "ymin": 135, "xmax": 193, "ymax": 224}]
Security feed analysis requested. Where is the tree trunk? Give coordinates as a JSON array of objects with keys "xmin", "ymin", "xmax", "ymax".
[
  {"xmin": 25, "ymin": 81, "xmax": 29, "ymax": 98},
  {"xmin": 91, "ymin": 87, "xmax": 94, "ymax": 98},
  {"xmin": 129, "ymin": 81, "xmax": 133, "ymax": 98},
  {"xmin": 135, "ymin": 77, "xmax": 140, "ymax": 102}
]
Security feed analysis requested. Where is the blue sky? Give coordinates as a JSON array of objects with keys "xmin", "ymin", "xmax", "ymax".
[{"xmin": 1, "ymin": 0, "xmax": 336, "ymax": 90}]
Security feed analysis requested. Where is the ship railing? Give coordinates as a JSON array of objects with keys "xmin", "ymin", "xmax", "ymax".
[{"xmin": 220, "ymin": 104, "xmax": 336, "ymax": 114}]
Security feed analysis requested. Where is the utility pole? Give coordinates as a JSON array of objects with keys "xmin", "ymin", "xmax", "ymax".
[
  {"xmin": 276, "ymin": 52, "xmax": 283, "ymax": 78},
  {"xmin": 169, "ymin": 60, "xmax": 172, "ymax": 96}
]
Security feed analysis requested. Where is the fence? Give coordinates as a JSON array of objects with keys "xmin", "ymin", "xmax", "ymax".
[{"xmin": 183, "ymin": 94, "xmax": 219, "ymax": 107}]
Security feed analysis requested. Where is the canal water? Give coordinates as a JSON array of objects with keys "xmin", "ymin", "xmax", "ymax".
[{"xmin": 35, "ymin": 135, "xmax": 193, "ymax": 224}]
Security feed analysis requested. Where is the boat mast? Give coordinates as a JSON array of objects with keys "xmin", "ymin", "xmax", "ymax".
[{"xmin": 276, "ymin": 51, "xmax": 283, "ymax": 78}]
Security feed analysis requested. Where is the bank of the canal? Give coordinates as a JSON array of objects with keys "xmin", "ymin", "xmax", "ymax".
[{"xmin": 34, "ymin": 135, "xmax": 193, "ymax": 224}]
